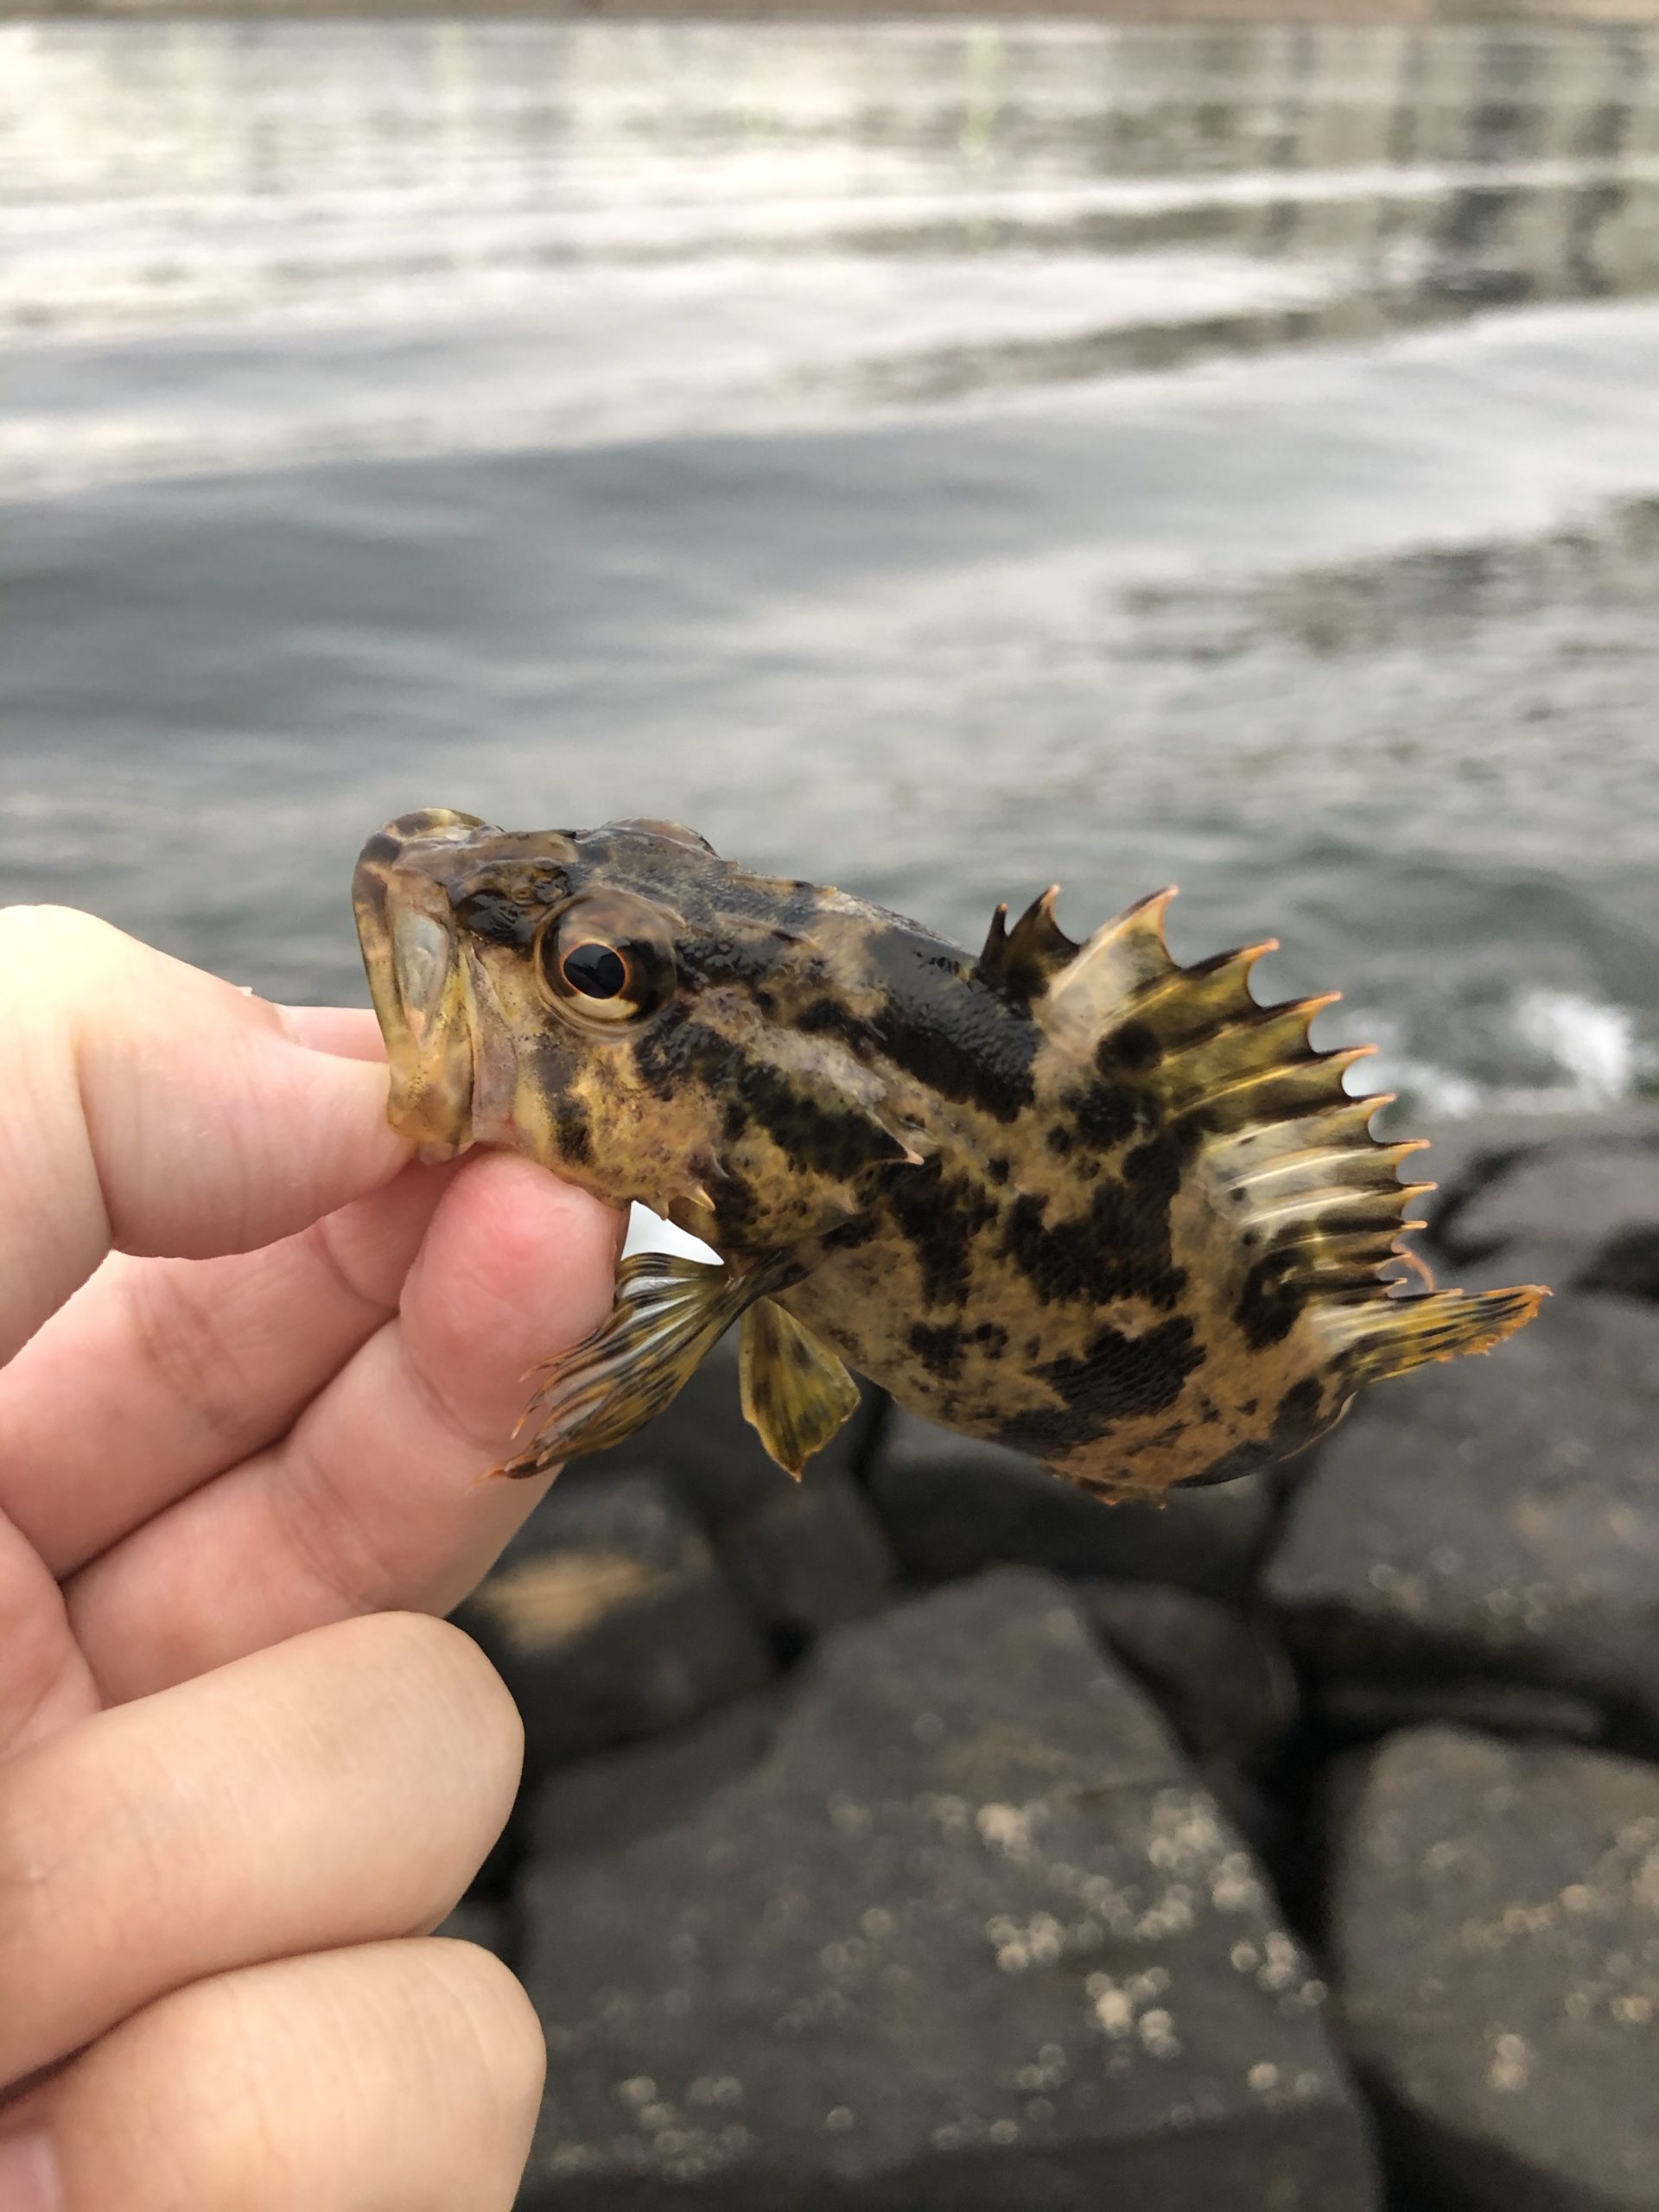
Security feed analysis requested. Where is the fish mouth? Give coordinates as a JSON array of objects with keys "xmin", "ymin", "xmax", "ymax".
[{"xmin": 353, "ymin": 810, "xmax": 489, "ymax": 1162}]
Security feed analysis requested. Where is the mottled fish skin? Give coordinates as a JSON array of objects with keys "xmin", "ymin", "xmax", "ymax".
[{"xmin": 354, "ymin": 811, "xmax": 1544, "ymax": 1503}]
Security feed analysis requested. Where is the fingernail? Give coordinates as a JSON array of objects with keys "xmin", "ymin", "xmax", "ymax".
[{"xmin": 0, "ymin": 2131, "xmax": 59, "ymax": 2212}]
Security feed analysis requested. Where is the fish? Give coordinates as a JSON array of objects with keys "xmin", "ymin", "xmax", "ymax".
[{"xmin": 353, "ymin": 809, "xmax": 1546, "ymax": 1503}]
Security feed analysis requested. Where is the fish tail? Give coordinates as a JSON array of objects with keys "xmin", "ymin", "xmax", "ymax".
[{"xmin": 1319, "ymin": 1282, "xmax": 1548, "ymax": 1388}]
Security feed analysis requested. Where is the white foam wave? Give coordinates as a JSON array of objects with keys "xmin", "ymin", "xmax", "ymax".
[{"xmin": 1363, "ymin": 991, "xmax": 1659, "ymax": 1121}]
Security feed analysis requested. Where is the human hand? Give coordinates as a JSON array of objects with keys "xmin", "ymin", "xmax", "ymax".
[{"xmin": 0, "ymin": 907, "xmax": 623, "ymax": 2208}]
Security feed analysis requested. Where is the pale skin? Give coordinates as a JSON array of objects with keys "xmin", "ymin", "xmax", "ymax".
[{"xmin": 0, "ymin": 907, "xmax": 623, "ymax": 2212}]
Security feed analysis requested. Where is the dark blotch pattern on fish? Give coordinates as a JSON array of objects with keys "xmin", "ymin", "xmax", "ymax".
[
  {"xmin": 1000, "ymin": 1166, "xmax": 1187, "ymax": 1312},
  {"xmin": 729, "ymin": 1059, "xmax": 911, "ymax": 1184},
  {"xmin": 867, "ymin": 931, "xmax": 1039, "ymax": 1125},
  {"xmin": 455, "ymin": 889, "xmax": 539, "ymax": 950},
  {"xmin": 887, "ymin": 1160, "xmax": 998, "ymax": 1308},
  {"xmin": 555, "ymin": 1096, "xmax": 593, "ymax": 1166},
  {"xmin": 1096, "ymin": 1018, "xmax": 1160, "ymax": 1073},
  {"xmin": 1234, "ymin": 1230, "xmax": 1307, "ymax": 1350},
  {"xmin": 907, "ymin": 1316, "xmax": 1010, "ymax": 1382},
  {"xmin": 1172, "ymin": 1370, "xmax": 1332, "ymax": 1488},
  {"xmin": 1064, "ymin": 1077, "xmax": 1139, "ymax": 1151},
  {"xmin": 999, "ymin": 1315, "xmax": 1204, "ymax": 1453}
]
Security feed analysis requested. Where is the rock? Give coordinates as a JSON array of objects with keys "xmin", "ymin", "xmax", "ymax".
[
  {"xmin": 586, "ymin": 1330, "xmax": 882, "ymax": 1536},
  {"xmin": 454, "ymin": 1471, "xmax": 772, "ymax": 1790},
  {"xmin": 1077, "ymin": 1583, "xmax": 1296, "ymax": 1768},
  {"xmin": 1415, "ymin": 1106, "xmax": 1659, "ymax": 1244},
  {"xmin": 517, "ymin": 1570, "xmax": 1380, "ymax": 2211},
  {"xmin": 719, "ymin": 1465, "xmax": 899, "ymax": 1656},
  {"xmin": 433, "ymin": 1898, "xmax": 512, "ymax": 1966},
  {"xmin": 528, "ymin": 1692, "xmax": 788, "ymax": 1867},
  {"xmin": 1330, "ymin": 1726, "xmax": 1659, "ymax": 2210},
  {"xmin": 1577, "ymin": 1224, "xmax": 1659, "ymax": 1304},
  {"xmin": 1428, "ymin": 1117, "xmax": 1659, "ymax": 1294},
  {"xmin": 1317, "ymin": 1680, "xmax": 1604, "ymax": 1748},
  {"xmin": 867, "ymin": 1410, "xmax": 1272, "ymax": 1602},
  {"xmin": 1264, "ymin": 1295, "xmax": 1659, "ymax": 1735}
]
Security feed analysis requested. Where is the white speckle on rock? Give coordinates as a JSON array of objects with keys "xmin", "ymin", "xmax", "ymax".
[
  {"xmin": 1139, "ymin": 2007, "xmax": 1181, "ymax": 2059},
  {"xmin": 1488, "ymin": 2031, "xmax": 1532, "ymax": 2094},
  {"xmin": 976, "ymin": 1802, "xmax": 1035, "ymax": 1858},
  {"xmin": 1092, "ymin": 1985, "xmax": 1135, "ymax": 2037},
  {"xmin": 689, "ymin": 2075, "xmax": 743, "ymax": 2107}
]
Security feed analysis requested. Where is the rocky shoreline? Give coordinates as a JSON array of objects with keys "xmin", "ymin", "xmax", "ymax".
[{"xmin": 445, "ymin": 1103, "xmax": 1659, "ymax": 2210}]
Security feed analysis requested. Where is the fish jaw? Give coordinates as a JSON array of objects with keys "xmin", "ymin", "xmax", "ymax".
[{"xmin": 353, "ymin": 810, "xmax": 488, "ymax": 1162}]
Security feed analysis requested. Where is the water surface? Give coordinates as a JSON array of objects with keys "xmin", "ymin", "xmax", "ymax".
[{"xmin": 3, "ymin": 18, "xmax": 1658, "ymax": 1116}]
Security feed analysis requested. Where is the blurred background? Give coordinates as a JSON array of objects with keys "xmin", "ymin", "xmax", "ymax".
[
  {"xmin": 6, "ymin": 11, "xmax": 1659, "ymax": 2212},
  {"xmin": 5, "ymin": 11, "xmax": 1659, "ymax": 1119}
]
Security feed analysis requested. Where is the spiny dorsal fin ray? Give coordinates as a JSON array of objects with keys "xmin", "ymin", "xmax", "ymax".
[
  {"xmin": 976, "ymin": 887, "xmax": 1079, "ymax": 1003},
  {"xmin": 1171, "ymin": 1045, "xmax": 1376, "ymax": 1136},
  {"xmin": 1153, "ymin": 995, "xmax": 1341, "ymax": 1109},
  {"xmin": 1224, "ymin": 1136, "xmax": 1429, "ymax": 1198},
  {"xmin": 1118, "ymin": 938, "xmax": 1280, "ymax": 1049},
  {"xmin": 1209, "ymin": 1094, "xmax": 1394, "ymax": 1171},
  {"xmin": 1038, "ymin": 885, "xmax": 1181, "ymax": 1033},
  {"xmin": 1240, "ymin": 1179, "xmax": 1435, "ymax": 1238}
]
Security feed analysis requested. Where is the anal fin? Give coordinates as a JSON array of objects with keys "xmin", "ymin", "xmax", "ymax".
[
  {"xmin": 495, "ymin": 1251, "xmax": 780, "ymax": 1479},
  {"xmin": 739, "ymin": 1298, "xmax": 861, "ymax": 1478}
]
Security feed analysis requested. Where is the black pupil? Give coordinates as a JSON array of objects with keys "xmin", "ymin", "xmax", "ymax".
[{"xmin": 562, "ymin": 941, "xmax": 628, "ymax": 1000}]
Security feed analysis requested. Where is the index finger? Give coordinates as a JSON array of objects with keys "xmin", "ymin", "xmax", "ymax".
[{"xmin": 0, "ymin": 907, "xmax": 407, "ymax": 1366}]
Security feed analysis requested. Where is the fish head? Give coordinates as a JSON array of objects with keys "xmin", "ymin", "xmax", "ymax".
[{"xmin": 353, "ymin": 811, "xmax": 920, "ymax": 1246}]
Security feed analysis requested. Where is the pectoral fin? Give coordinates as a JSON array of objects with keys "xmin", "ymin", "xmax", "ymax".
[
  {"xmin": 739, "ymin": 1298, "xmax": 861, "ymax": 1478},
  {"xmin": 494, "ymin": 1251, "xmax": 781, "ymax": 1478}
]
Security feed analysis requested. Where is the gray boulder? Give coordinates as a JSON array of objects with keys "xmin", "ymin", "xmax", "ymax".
[
  {"xmin": 1077, "ymin": 1582, "xmax": 1296, "ymax": 1769},
  {"xmin": 718, "ymin": 1464, "xmax": 899, "ymax": 1653},
  {"xmin": 1425, "ymin": 1112, "xmax": 1659, "ymax": 1295},
  {"xmin": 1318, "ymin": 1679, "xmax": 1603, "ymax": 1748},
  {"xmin": 1331, "ymin": 1726, "xmax": 1659, "ymax": 2210},
  {"xmin": 517, "ymin": 1569, "xmax": 1379, "ymax": 2210},
  {"xmin": 1265, "ymin": 1295, "xmax": 1659, "ymax": 1733},
  {"xmin": 868, "ymin": 1410, "xmax": 1272, "ymax": 1601},
  {"xmin": 455, "ymin": 1470, "xmax": 772, "ymax": 1789}
]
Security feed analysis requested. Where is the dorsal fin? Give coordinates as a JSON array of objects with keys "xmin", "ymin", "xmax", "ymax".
[
  {"xmin": 1011, "ymin": 884, "xmax": 1442, "ymax": 1302},
  {"xmin": 976, "ymin": 887, "xmax": 1079, "ymax": 1004},
  {"xmin": 979, "ymin": 883, "xmax": 1188, "ymax": 1036}
]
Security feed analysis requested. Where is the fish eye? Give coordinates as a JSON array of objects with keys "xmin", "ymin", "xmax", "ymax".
[
  {"xmin": 561, "ymin": 941, "xmax": 629, "ymax": 1001},
  {"xmin": 537, "ymin": 892, "xmax": 677, "ymax": 1028}
]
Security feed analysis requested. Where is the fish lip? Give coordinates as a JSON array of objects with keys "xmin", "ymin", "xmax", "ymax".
[{"xmin": 353, "ymin": 812, "xmax": 487, "ymax": 1161}]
